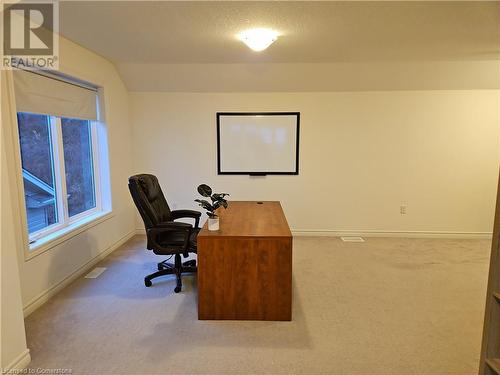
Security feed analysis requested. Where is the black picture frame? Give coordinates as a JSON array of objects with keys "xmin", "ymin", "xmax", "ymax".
[{"xmin": 216, "ymin": 112, "xmax": 300, "ymax": 176}]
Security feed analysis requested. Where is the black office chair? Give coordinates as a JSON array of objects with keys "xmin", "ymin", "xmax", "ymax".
[{"xmin": 128, "ymin": 174, "xmax": 201, "ymax": 293}]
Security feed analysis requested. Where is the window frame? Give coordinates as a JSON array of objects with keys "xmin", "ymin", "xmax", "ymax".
[
  {"xmin": 25, "ymin": 115, "xmax": 103, "ymax": 243},
  {"xmin": 5, "ymin": 70, "xmax": 113, "ymax": 261}
]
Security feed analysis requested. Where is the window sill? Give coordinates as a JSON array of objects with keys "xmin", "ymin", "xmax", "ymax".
[{"xmin": 26, "ymin": 211, "xmax": 114, "ymax": 261}]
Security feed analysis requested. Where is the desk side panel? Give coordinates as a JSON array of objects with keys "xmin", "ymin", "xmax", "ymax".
[{"xmin": 198, "ymin": 236, "xmax": 292, "ymax": 321}]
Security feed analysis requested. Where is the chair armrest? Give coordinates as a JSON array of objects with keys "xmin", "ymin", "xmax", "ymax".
[
  {"xmin": 170, "ymin": 209, "xmax": 202, "ymax": 228},
  {"xmin": 155, "ymin": 221, "xmax": 193, "ymax": 229},
  {"xmin": 147, "ymin": 222, "xmax": 192, "ymax": 252}
]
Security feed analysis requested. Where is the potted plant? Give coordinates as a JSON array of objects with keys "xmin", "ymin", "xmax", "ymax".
[{"xmin": 195, "ymin": 184, "xmax": 229, "ymax": 231}]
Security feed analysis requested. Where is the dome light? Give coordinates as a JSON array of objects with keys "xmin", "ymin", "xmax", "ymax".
[{"xmin": 238, "ymin": 28, "xmax": 279, "ymax": 52}]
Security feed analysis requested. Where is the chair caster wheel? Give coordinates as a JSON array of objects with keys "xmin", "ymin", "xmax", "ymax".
[
  {"xmin": 174, "ymin": 286, "xmax": 181, "ymax": 293},
  {"xmin": 145, "ymin": 279, "xmax": 152, "ymax": 287},
  {"xmin": 183, "ymin": 259, "xmax": 196, "ymax": 267}
]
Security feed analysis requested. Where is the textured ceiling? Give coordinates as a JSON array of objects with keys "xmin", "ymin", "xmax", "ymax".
[{"xmin": 60, "ymin": 1, "xmax": 500, "ymax": 64}]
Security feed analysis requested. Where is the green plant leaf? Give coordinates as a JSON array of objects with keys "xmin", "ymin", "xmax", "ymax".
[
  {"xmin": 196, "ymin": 185, "xmax": 229, "ymax": 217},
  {"xmin": 197, "ymin": 184, "xmax": 212, "ymax": 197},
  {"xmin": 195, "ymin": 199, "xmax": 214, "ymax": 212},
  {"xmin": 212, "ymin": 193, "xmax": 229, "ymax": 200}
]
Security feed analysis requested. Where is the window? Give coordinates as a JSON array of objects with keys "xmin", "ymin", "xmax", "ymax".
[
  {"xmin": 17, "ymin": 113, "xmax": 101, "ymax": 240},
  {"xmin": 13, "ymin": 69, "xmax": 109, "ymax": 248},
  {"xmin": 61, "ymin": 118, "xmax": 96, "ymax": 217},
  {"xmin": 17, "ymin": 113, "xmax": 58, "ymax": 234}
]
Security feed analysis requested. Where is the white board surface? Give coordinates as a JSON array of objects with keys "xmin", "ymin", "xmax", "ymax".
[{"xmin": 218, "ymin": 113, "xmax": 299, "ymax": 174}]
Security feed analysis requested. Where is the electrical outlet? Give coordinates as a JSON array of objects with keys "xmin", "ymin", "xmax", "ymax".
[{"xmin": 400, "ymin": 205, "xmax": 407, "ymax": 215}]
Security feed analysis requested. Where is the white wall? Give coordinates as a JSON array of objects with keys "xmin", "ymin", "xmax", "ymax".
[
  {"xmin": 1, "ymin": 72, "xmax": 30, "ymax": 369},
  {"xmin": 2, "ymin": 36, "xmax": 136, "ymax": 313},
  {"xmin": 119, "ymin": 61, "xmax": 500, "ymax": 92},
  {"xmin": 130, "ymin": 90, "xmax": 500, "ymax": 236}
]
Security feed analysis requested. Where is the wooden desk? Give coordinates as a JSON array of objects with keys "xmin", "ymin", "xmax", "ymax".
[{"xmin": 197, "ymin": 201, "xmax": 292, "ymax": 321}]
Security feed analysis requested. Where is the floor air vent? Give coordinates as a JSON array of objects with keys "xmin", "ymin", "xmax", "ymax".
[
  {"xmin": 340, "ymin": 236, "xmax": 365, "ymax": 242},
  {"xmin": 84, "ymin": 267, "xmax": 107, "ymax": 279}
]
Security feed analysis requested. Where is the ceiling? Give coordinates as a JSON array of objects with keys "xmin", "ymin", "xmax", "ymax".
[{"xmin": 60, "ymin": 1, "xmax": 500, "ymax": 64}]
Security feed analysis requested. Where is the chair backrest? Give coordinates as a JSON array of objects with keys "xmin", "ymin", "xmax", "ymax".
[{"xmin": 128, "ymin": 174, "xmax": 172, "ymax": 230}]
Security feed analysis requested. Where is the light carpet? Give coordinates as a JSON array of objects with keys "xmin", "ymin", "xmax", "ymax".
[{"xmin": 25, "ymin": 236, "xmax": 491, "ymax": 374}]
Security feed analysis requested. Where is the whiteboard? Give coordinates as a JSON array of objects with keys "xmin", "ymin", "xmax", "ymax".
[{"xmin": 217, "ymin": 113, "xmax": 300, "ymax": 175}]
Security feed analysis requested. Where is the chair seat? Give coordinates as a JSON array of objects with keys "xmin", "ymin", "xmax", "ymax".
[{"xmin": 156, "ymin": 226, "xmax": 200, "ymax": 250}]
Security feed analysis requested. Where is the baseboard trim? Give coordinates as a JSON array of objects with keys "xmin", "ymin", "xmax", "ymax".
[
  {"xmin": 23, "ymin": 230, "xmax": 136, "ymax": 317},
  {"xmin": 291, "ymin": 229, "xmax": 493, "ymax": 239},
  {"xmin": 4, "ymin": 349, "xmax": 31, "ymax": 370}
]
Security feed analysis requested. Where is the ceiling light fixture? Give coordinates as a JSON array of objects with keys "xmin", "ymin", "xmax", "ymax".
[{"xmin": 238, "ymin": 28, "xmax": 279, "ymax": 52}]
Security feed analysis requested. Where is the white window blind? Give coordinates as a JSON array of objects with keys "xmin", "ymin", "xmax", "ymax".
[{"xmin": 13, "ymin": 70, "xmax": 98, "ymax": 121}]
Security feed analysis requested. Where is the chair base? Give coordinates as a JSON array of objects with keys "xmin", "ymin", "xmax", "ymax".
[{"xmin": 144, "ymin": 254, "xmax": 196, "ymax": 293}]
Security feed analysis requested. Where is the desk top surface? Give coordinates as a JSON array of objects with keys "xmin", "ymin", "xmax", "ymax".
[{"xmin": 198, "ymin": 201, "xmax": 292, "ymax": 238}]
